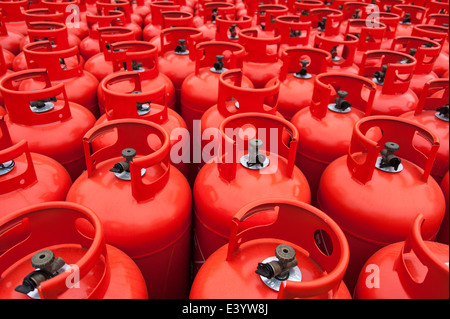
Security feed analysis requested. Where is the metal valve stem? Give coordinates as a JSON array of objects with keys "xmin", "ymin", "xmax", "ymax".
[
  {"xmin": 256, "ymin": 245, "xmax": 298, "ymax": 281},
  {"xmin": 380, "ymin": 142, "xmax": 401, "ymax": 171},
  {"xmin": 110, "ymin": 148, "xmax": 137, "ymax": 174}
]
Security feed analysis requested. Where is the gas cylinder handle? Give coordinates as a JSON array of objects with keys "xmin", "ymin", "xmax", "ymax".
[
  {"xmin": 313, "ymin": 33, "xmax": 359, "ymax": 67},
  {"xmin": 0, "ymin": 139, "xmax": 38, "ymax": 195},
  {"xmin": 310, "ymin": 8, "xmax": 344, "ymax": 37},
  {"xmin": 161, "ymin": 11, "xmax": 193, "ymax": 28},
  {"xmin": 95, "ymin": 0, "xmax": 133, "ymax": 24},
  {"xmin": 397, "ymin": 214, "xmax": 449, "ymax": 299},
  {"xmin": 415, "ymin": 78, "xmax": 449, "ymax": 115},
  {"xmin": 97, "ymin": 26, "xmax": 136, "ymax": 59},
  {"xmin": 194, "ymin": 41, "xmax": 246, "ymax": 75},
  {"xmin": 347, "ymin": 116, "xmax": 440, "ymax": 184},
  {"xmin": 411, "ymin": 24, "xmax": 449, "ymax": 47},
  {"xmin": 0, "ymin": 0, "xmax": 27, "ymax": 22},
  {"xmin": 359, "ymin": 50, "xmax": 417, "ymax": 95},
  {"xmin": 278, "ymin": 47, "xmax": 331, "ymax": 81},
  {"xmin": 83, "ymin": 119, "xmax": 171, "ymax": 202},
  {"xmin": 0, "ymin": 69, "xmax": 72, "ymax": 126},
  {"xmin": 159, "ymin": 27, "xmax": 203, "ymax": 59},
  {"xmin": 214, "ymin": 15, "xmax": 253, "ymax": 42},
  {"xmin": 26, "ymin": 21, "xmax": 70, "ymax": 49},
  {"xmin": 226, "ymin": 199, "xmax": 349, "ymax": 299},
  {"xmin": 274, "ymin": 16, "xmax": 311, "ymax": 47},
  {"xmin": 0, "ymin": 202, "xmax": 110, "ymax": 299},
  {"xmin": 217, "ymin": 69, "xmax": 279, "ymax": 116},
  {"xmin": 110, "ymin": 41, "xmax": 159, "ymax": 79},
  {"xmin": 102, "ymin": 72, "xmax": 168, "ymax": 123},
  {"xmin": 23, "ymin": 41, "xmax": 83, "ymax": 81},
  {"xmin": 238, "ymin": 28, "xmax": 281, "ymax": 63},
  {"xmin": 345, "ymin": 19, "xmax": 387, "ymax": 51},
  {"xmin": 86, "ymin": 11, "xmax": 126, "ymax": 38},
  {"xmin": 390, "ymin": 36, "xmax": 441, "ymax": 74},
  {"xmin": 257, "ymin": 4, "xmax": 289, "ymax": 32},
  {"xmin": 149, "ymin": 1, "xmax": 181, "ymax": 26},
  {"xmin": 310, "ymin": 73, "xmax": 376, "ymax": 120},
  {"xmin": 217, "ymin": 112, "xmax": 298, "ymax": 182}
]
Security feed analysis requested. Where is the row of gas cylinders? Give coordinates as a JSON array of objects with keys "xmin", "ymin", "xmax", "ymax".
[{"xmin": 0, "ymin": 0, "xmax": 449, "ymax": 299}]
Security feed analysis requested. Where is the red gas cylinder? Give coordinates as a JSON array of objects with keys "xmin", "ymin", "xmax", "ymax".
[
  {"xmin": 274, "ymin": 15, "xmax": 312, "ymax": 53},
  {"xmin": 41, "ymin": 0, "xmax": 89, "ymax": 40},
  {"xmin": 0, "ymin": 201, "xmax": 149, "ymax": 299},
  {"xmin": 131, "ymin": 0, "xmax": 151, "ymax": 20},
  {"xmin": 313, "ymin": 33, "xmax": 360, "ymax": 75},
  {"xmin": 96, "ymin": 41, "xmax": 176, "ymax": 114},
  {"xmin": 83, "ymin": 26, "xmax": 136, "ymax": 81},
  {"xmin": 0, "ymin": 0, "xmax": 29, "ymax": 36},
  {"xmin": 142, "ymin": 1, "xmax": 181, "ymax": 41},
  {"xmin": 399, "ymin": 78, "xmax": 449, "ymax": 184},
  {"xmin": 66, "ymin": 119, "xmax": 192, "ymax": 299},
  {"xmin": 292, "ymin": 0, "xmax": 324, "ymax": 20},
  {"xmin": 180, "ymin": 41, "xmax": 251, "ymax": 133},
  {"xmin": 190, "ymin": 199, "xmax": 351, "ymax": 299},
  {"xmin": 390, "ymin": 36, "xmax": 441, "ymax": 97},
  {"xmin": 193, "ymin": 113, "xmax": 311, "ymax": 274},
  {"xmin": 308, "ymin": 8, "xmax": 345, "ymax": 46},
  {"xmin": 376, "ymin": 12, "xmax": 402, "ymax": 50},
  {"xmin": 157, "ymin": 27, "xmax": 203, "ymax": 112},
  {"xmin": 14, "ymin": 22, "xmax": 80, "ymax": 72},
  {"xmin": 0, "ymin": 14, "xmax": 24, "ymax": 55},
  {"xmin": 79, "ymin": 10, "xmax": 126, "ymax": 61},
  {"xmin": 391, "ymin": 4, "xmax": 426, "ymax": 37},
  {"xmin": 339, "ymin": 1, "xmax": 370, "ymax": 33},
  {"xmin": 345, "ymin": 19, "xmax": 386, "ymax": 67},
  {"xmin": 194, "ymin": 2, "xmax": 236, "ymax": 41},
  {"xmin": 291, "ymin": 73, "xmax": 376, "ymax": 206},
  {"xmin": 148, "ymin": 11, "xmax": 195, "ymax": 51},
  {"xmin": 214, "ymin": 10, "xmax": 253, "ymax": 43},
  {"xmin": 437, "ymin": 171, "xmax": 449, "ymax": 245},
  {"xmin": 239, "ymin": 28, "xmax": 282, "ymax": 88},
  {"xmin": 0, "ymin": 117, "xmax": 72, "ymax": 218},
  {"xmin": 359, "ymin": 50, "xmax": 418, "ymax": 116},
  {"xmin": 95, "ymin": 71, "xmax": 189, "ymax": 178},
  {"xmin": 20, "ymin": 41, "xmax": 99, "ymax": 118},
  {"xmin": 317, "ymin": 115, "xmax": 446, "ymax": 292},
  {"xmin": 94, "ymin": 0, "xmax": 142, "ymax": 38},
  {"xmin": 199, "ymin": 69, "xmax": 283, "ymax": 169},
  {"xmin": 0, "ymin": 69, "xmax": 96, "ymax": 181},
  {"xmin": 374, "ymin": 0, "xmax": 405, "ymax": 12},
  {"xmin": 254, "ymin": 4, "xmax": 289, "ymax": 38},
  {"xmin": 425, "ymin": 13, "xmax": 449, "ymax": 55},
  {"xmin": 265, "ymin": 46, "xmax": 331, "ymax": 120},
  {"xmin": 354, "ymin": 214, "xmax": 449, "ymax": 299},
  {"xmin": 412, "ymin": 24, "xmax": 449, "ymax": 77}
]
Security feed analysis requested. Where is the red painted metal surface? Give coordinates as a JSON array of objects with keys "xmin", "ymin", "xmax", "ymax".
[{"xmin": 190, "ymin": 199, "xmax": 351, "ymax": 299}]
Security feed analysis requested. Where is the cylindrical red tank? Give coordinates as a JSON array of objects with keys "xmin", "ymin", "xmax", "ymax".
[
  {"xmin": 354, "ymin": 214, "xmax": 449, "ymax": 299},
  {"xmin": 66, "ymin": 119, "xmax": 192, "ymax": 299},
  {"xmin": 20, "ymin": 41, "xmax": 99, "ymax": 118},
  {"xmin": 193, "ymin": 112, "xmax": 311, "ymax": 275},
  {"xmin": 238, "ymin": 28, "xmax": 283, "ymax": 88},
  {"xmin": 344, "ymin": 19, "xmax": 386, "ymax": 67},
  {"xmin": 142, "ymin": 1, "xmax": 181, "ymax": 41},
  {"xmin": 79, "ymin": 10, "xmax": 127, "ymax": 61},
  {"xmin": 0, "ymin": 201, "xmax": 148, "ymax": 299},
  {"xmin": 265, "ymin": 46, "xmax": 331, "ymax": 120},
  {"xmin": 190, "ymin": 199, "xmax": 351, "ymax": 299},
  {"xmin": 390, "ymin": 36, "xmax": 441, "ymax": 97},
  {"xmin": 194, "ymin": 2, "xmax": 236, "ymax": 41},
  {"xmin": 377, "ymin": 12, "xmax": 402, "ymax": 50},
  {"xmin": 0, "ymin": 69, "xmax": 96, "ymax": 181},
  {"xmin": 214, "ymin": 10, "xmax": 253, "ymax": 43},
  {"xmin": 96, "ymin": 41, "xmax": 176, "ymax": 115},
  {"xmin": 313, "ymin": 33, "xmax": 360, "ymax": 75},
  {"xmin": 308, "ymin": 8, "xmax": 345, "ymax": 46},
  {"xmin": 0, "ymin": 116, "xmax": 72, "ymax": 219},
  {"xmin": 148, "ymin": 11, "xmax": 195, "ymax": 50},
  {"xmin": 274, "ymin": 16, "xmax": 312, "ymax": 53},
  {"xmin": 95, "ymin": 71, "xmax": 189, "ymax": 178},
  {"xmin": 412, "ymin": 24, "xmax": 449, "ymax": 77},
  {"xmin": 0, "ymin": 0, "xmax": 29, "ymax": 36},
  {"xmin": 359, "ymin": 50, "xmax": 419, "ymax": 116},
  {"xmin": 291, "ymin": 73, "xmax": 376, "ymax": 205},
  {"xmin": 254, "ymin": 4, "xmax": 289, "ymax": 38},
  {"xmin": 180, "ymin": 41, "xmax": 251, "ymax": 133},
  {"xmin": 399, "ymin": 78, "xmax": 449, "ymax": 184},
  {"xmin": 391, "ymin": 4, "xmax": 426, "ymax": 37},
  {"xmin": 157, "ymin": 27, "xmax": 203, "ymax": 112},
  {"xmin": 317, "ymin": 115, "xmax": 446, "ymax": 292},
  {"xmin": 83, "ymin": 26, "xmax": 136, "ymax": 82}
]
